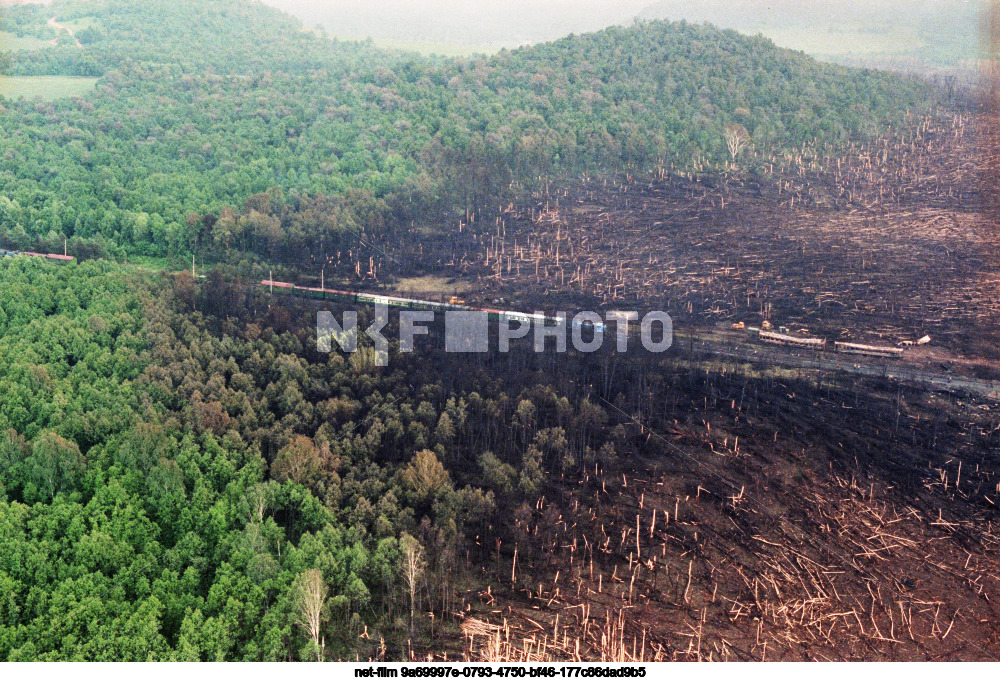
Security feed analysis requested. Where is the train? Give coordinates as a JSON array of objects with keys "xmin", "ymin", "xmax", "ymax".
[
  {"xmin": 833, "ymin": 341, "xmax": 905, "ymax": 359},
  {"xmin": 753, "ymin": 325, "xmax": 905, "ymax": 359},
  {"xmin": 758, "ymin": 329, "xmax": 827, "ymax": 350},
  {"xmin": 0, "ymin": 250, "xmax": 917, "ymax": 362},
  {"xmin": 259, "ymin": 280, "xmax": 607, "ymax": 334},
  {"xmin": 0, "ymin": 249, "xmax": 75, "ymax": 262},
  {"xmin": 259, "ymin": 279, "xmax": 907, "ymax": 360}
]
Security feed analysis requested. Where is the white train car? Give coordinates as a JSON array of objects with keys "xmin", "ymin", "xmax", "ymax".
[
  {"xmin": 759, "ymin": 329, "xmax": 827, "ymax": 350},
  {"xmin": 834, "ymin": 341, "xmax": 904, "ymax": 359}
]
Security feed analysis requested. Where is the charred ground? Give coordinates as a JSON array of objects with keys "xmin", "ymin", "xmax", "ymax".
[
  {"xmin": 435, "ymin": 352, "xmax": 1000, "ymax": 661},
  {"xmin": 365, "ymin": 106, "xmax": 1000, "ymax": 661},
  {"xmin": 398, "ymin": 109, "xmax": 1000, "ymax": 373}
]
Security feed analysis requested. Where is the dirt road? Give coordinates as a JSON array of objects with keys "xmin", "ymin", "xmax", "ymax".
[{"xmin": 46, "ymin": 16, "xmax": 82, "ymax": 48}]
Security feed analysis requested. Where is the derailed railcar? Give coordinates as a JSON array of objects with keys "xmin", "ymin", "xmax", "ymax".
[
  {"xmin": 759, "ymin": 329, "xmax": 827, "ymax": 350},
  {"xmin": 834, "ymin": 341, "xmax": 904, "ymax": 359}
]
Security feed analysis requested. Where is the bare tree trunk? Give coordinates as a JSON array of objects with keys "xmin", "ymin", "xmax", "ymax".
[
  {"xmin": 292, "ymin": 568, "xmax": 328, "ymax": 661},
  {"xmin": 401, "ymin": 533, "xmax": 426, "ymax": 641}
]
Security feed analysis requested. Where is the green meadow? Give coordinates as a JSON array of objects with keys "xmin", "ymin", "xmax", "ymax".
[
  {"xmin": 0, "ymin": 30, "xmax": 54, "ymax": 51},
  {"xmin": 0, "ymin": 76, "xmax": 99, "ymax": 100}
]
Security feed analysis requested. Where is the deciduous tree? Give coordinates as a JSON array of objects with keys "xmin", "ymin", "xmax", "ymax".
[{"xmin": 291, "ymin": 568, "xmax": 328, "ymax": 661}]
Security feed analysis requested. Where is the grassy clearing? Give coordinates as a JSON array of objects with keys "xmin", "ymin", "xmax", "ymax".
[
  {"xmin": 61, "ymin": 16, "xmax": 99, "ymax": 33},
  {"xmin": 0, "ymin": 76, "xmax": 98, "ymax": 100},
  {"xmin": 394, "ymin": 275, "xmax": 475, "ymax": 295},
  {"xmin": 0, "ymin": 30, "xmax": 54, "ymax": 51}
]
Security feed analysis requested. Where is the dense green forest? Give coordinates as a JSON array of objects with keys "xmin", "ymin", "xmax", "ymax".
[
  {"xmin": 0, "ymin": 0, "xmax": 934, "ymax": 265},
  {"xmin": 0, "ymin": 256, "xmax": 638, "ymax": 660}
]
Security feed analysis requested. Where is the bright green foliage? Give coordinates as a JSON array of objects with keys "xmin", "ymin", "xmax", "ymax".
[
  {"xmin": 0, "ymin": 0, "xmax": 934, "ymax": 261},
  {"xmin": 0, "ymin": 256, "xmax": 640, "ymax": 659}
]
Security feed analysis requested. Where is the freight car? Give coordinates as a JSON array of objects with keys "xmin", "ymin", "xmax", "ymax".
[
  {"xmin": 759, "ymin": 329, "xmax": 827, "ymax": 349},
  {"xmin": 833, "ymin": 341, "xmax": 904, "ymax": 359},
  {"xmin": 747, "ymin": 323, "xmax": 905, "ymax": 360}
]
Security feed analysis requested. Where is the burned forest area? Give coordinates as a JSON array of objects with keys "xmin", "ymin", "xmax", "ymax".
[
  {"xmin": 5, "ymin": 0, "xmax": 1000, "ymax": 665},
  {"xmin": 409, "ymin": 109, "xmax": 1000, "ymax": 369},
  {"xmin": 372, "ymin": 108, "xmax": 1000, "ymax": 661}
]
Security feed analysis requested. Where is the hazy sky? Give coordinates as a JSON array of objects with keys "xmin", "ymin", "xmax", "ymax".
[
  {"xmin": 3, "ymin": 0, "xmax": 982, "ymax": 59},
  {"xmin": 261, "ymin": 0, "xmax": 656, "ymax": 47},
  {"xmin": 261, "ymin": 0, "xmax": 985, "ymax": 53}
]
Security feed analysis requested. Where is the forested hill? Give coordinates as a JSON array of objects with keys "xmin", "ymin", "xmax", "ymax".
[
  {"xmin": 0, "ymin": 0, "xmax": 934, "ymax": 261},
  {"xmin": 1, "ymin": 0, "xmax": 366, "ymax": 74}
]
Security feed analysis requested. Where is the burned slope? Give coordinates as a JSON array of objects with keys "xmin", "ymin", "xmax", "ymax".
[
  {"xmin": 403, "ymin": 110, "xmax": 1000, "ymax": 364},
  {"xmin": 445, "ymin": 353, "xmax": 1000, "ymax": 661}
]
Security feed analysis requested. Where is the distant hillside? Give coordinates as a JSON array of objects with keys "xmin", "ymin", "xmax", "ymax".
[
  {"xmin": 0, "ymin": 0, "xmax": 389, "ymax": 75},
  {"xmin": 0, "ymin": 0, "xmax": 936, "ymax": 261},
  {"xmin": 473, "ymin": 21, "xmax": 931, "ymax": 164},
  {"xmin": 637, "ymin": 0, "xmax": 983, "ymax": 69}
]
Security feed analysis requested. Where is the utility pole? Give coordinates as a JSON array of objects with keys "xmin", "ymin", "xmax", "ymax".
[
  {"xmin": 270, "ymin": 269, "xmax": 273, "ymax": 294},
  {"xmin": 191, "ymin": 253, "xmax": 195, "ymax": 278}
]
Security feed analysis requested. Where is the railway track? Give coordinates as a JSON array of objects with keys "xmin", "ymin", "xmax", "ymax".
[
  {"xmin": 262, "ymin": 280, "xmax": 1000, "ymax": 400},
  {"xmin": 679, "ymin": 333, "xmax": 1000, "ymax": 400}
]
